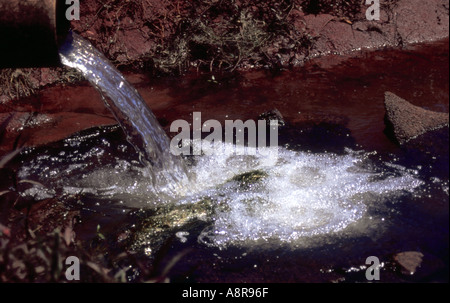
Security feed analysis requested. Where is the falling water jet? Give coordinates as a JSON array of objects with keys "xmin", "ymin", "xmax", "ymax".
[{"xmin": 59, "ymin": 31, "xmax": 191, "ymax": 197}]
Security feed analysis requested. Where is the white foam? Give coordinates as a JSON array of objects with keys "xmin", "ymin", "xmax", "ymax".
[
  {"xmin": 19, "ymin": 141, "xmax": 424, "ymax": 247},
  {"xmin": 178, "ymin": 143, "xmax": 423, "ymax": 247}
]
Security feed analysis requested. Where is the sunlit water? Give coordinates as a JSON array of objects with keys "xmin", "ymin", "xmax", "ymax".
[
  {"xmin": 170, "ymin": 144, "xmax": 423, "ymax": 247},
  {"xmin": 192, "ymin": 147, "xmax": 423, "ymax": 247}
]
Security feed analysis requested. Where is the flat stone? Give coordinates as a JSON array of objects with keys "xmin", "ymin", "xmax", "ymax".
[
  {"xmin": 257, "ymin": 108, "xmax": 286, "ymax": 127},
  {"xmin": 384, "ymin": 92, "xmax": 449, "ymax": 144},
  {"xmin": 395, "ymin": 0, "xmax": 450, "ymax": 44},
  {"xmin": 0, "ymin": 112, "xmax": 116, "ymax": 157},
  {"xmin": 394, "ymin": 251, "xmax": 424, "ymax": 275}
]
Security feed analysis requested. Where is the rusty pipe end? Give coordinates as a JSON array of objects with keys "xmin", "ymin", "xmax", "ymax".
[{"xmin": 0, "ymin": 0, "xmax": 71, "ymax": 68}]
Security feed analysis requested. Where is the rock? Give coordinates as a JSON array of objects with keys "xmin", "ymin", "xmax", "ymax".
[
  {"xmin": 232, "ymin": 170, "xmax": 268, "ymax": 190},
  {"xmin": 394, "ymin": 0, "xmax": 449, "ymax": 44},
  {"xmin": 384, "ymin": 92, "xmax": 449, "ymax": 145},
  {"xmin": 0, "ymin": 112, "xmax": 116, "ymax": 157},
  {"xmin": 129, "ymin": 198, "xmax": 215, "ymax": 256},
  {"xmin": 394, "ymin": 251, "xmax": 424, "ymax": 275},
  {"xmin": 384, "ymin": 92, "xmax": 449, "ymax": 179},
  {"xmin": 257, "ymin": 108, "xmax": 286, "ymax": 127},
  {"xmin": 393, "ymin": 251, "xmax": 446, "ymax": 281},
  {"xmin": 0, "ymin": 223, "xmax": 10, "ymax": 237}
]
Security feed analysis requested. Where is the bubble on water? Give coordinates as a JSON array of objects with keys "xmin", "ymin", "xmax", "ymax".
[
  {"xmin": 17, "ymin": 140, "xmax": 424, "ymax": 248},
  {"xmin": 178, "ymin": 143, "xmax": 423, "ymax": 247}
]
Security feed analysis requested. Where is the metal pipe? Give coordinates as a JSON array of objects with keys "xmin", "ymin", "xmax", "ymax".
[{"xmin": 0, "ymin": 0, "xmax": 70, "ymax": 68}]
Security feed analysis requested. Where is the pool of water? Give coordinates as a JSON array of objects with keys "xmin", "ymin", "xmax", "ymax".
[{"xmin": 3, "ymin": 39, "xmax": 449, "ymax": 283}]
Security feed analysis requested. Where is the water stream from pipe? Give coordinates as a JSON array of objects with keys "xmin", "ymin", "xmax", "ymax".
[{"xmin": 59, "ymin": 32, "xmax": 190, "ymax": 198}]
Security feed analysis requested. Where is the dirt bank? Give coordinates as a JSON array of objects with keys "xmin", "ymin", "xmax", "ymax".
[{"xmin": 1, "ymin": 0, "xmax": 448, "ymax": 103}]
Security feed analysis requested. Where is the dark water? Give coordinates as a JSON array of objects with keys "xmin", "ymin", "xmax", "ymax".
[{"xmin": 6, "ymin": 39, "xmax": 449, "ymax": 283}]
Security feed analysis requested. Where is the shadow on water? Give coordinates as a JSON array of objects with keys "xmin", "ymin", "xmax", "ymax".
[{"xmin": 2, "ymin": 39, "xmax": 449, "ymax": 283}]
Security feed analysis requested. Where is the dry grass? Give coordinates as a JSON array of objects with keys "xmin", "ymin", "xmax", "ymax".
[
  {"xmin": 0, "ymin": 69, "xmax": 36, "ymax": 100},
  {"xmin": 0, "ymin": 0, "xmax": 371, "ymax": 100},
  {"xmin": 151, "ymin": 0, "xmax": 301, "ymax": 73}
]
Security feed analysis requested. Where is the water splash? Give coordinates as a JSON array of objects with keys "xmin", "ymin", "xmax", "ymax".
[
  {"xmin": 179, "ymin": 144, "xmax": 423, "ymax": 247},
  {"xmin": 59, "ymin": 32, "xmax": 190, "ymax": 197}
]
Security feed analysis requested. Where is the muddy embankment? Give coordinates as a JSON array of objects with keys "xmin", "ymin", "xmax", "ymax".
[
  {"xmin": 1, "ymin": 0, "xmax": 448, "ymax": 103},
  {"xmin": 0, "ymin": 0, "xmax": 448, "ymax": 156}
]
